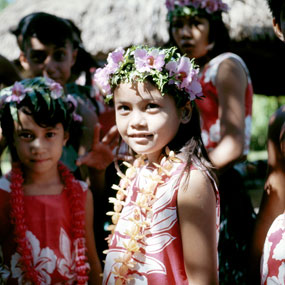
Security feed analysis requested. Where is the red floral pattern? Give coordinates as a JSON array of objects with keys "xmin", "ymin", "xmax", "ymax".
[
  {"xmin": 0, "ymin": 162, "xmax": 89, "ymax": 284},
  {"xmin": 196, "ymin": 52, "xmax": 253, "ymax": 154}
]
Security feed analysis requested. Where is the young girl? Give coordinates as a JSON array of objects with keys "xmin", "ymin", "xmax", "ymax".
[
  {"xmin": 0, "ymin": 77, "xmax": 102, "ymax": 284},
  {"xmin": 94, "ymin": 46, "xmax": 220, "ymax": 284},
  {"xmin": 167, "ymin": 1, "xmax": 255, "ymax": 282}
]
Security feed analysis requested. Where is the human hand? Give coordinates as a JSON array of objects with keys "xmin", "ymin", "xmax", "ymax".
[{"xmin": 76, "ymin": 123, "xmax": 119, "ymax": 170}]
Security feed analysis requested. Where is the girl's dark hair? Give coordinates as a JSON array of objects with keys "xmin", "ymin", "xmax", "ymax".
[
  {"xmin": 1, "ymin": 88, "xmax": 74, "ymax": 161},
  {"xmin": 168, "ymin": 101, "xmax": 217, "ymax": 184},
  {"xmin": 11, "ymin": 12, "xmax": 75, "ymax": 50},
  {"xmin": 168, "ymin": 13, "xmax": 231, "ymax": 59},
  {"xmin": 266, "ymin": 0, "xmax": 284, "ymax": 24},
  {"xmin": 11, "ymin": 12, "xmax": 98, "ymax": 85}
]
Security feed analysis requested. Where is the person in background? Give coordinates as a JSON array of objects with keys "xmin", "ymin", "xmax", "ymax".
[
  {"xmin": 8, "ymin": 12, "xmax": 117, "ymax": 264},
  {"xmin": 250, "ymin": 0, "xmax": 285, "ymax": 283},
  {"xmin": 166, "ymin": 0, "xmax": 255, "ymax": 283},
  {"xmin": 0, "ymin": 77, "xmax": 102, "ymax": 284}
]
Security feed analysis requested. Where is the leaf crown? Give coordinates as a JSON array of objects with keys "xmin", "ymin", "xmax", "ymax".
[
  {"xmin": 0, "ymin": 77, "xmax": 80, "ymax": 123},
  {"xmin": 94, "ymin": 45, "xmax": 203, "ymax": 106},
  {"xmin": 166, "ymin": 0, "xmax": 229, "ymax": 22}
]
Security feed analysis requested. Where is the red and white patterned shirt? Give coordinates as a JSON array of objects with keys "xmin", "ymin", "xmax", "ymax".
[
  {"xmin": 196, "ymin": 52, "xmax": 253, "ymax": 155},
  {"xmin": 103, "ymin": 161, "xmax": 220, "ymax": 284}
]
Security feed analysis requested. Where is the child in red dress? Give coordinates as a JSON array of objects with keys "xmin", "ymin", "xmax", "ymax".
[{"xmin": 0, "ymin": 77, "xmax": 102, "ymax": 284}]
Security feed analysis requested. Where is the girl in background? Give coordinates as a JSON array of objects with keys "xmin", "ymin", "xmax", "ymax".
[{"xmin": 167, "ymin": 1, "xmax": 255, "ymax": 283}]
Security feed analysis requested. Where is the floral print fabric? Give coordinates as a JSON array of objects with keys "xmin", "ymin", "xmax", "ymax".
[
  {"xmin": 103, "ymin": 162, "xmax": 220, "ymax": 284},
  {"xmin": 261, "ymin": 213, "xmax": 285, "ymax": 284},
  {"xmin": 0, "ymin": 176, "xmax": 87, "ymax": 284},
  {"xmin": 196, "ymin": 52, "xmax": 253, "ymax": 155}
]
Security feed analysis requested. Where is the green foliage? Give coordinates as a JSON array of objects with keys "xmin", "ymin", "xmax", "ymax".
[{"xmin": 250, "ymin": 94, "xmax": 285, "ymax": 151}]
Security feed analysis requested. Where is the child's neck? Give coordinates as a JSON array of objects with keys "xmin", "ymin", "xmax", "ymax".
[{"xmin": 22, "ymin": 166, "xmax": 63, "ymax": 196}]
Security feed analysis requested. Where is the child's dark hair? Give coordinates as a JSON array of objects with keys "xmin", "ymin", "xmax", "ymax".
[
  {"xmin": 11, "ymin": 12, "xmax": 76, "ymax": 51},
  {"xmin": 168, "ymin": 100, "xmax": 217, "ymax": 184},
  {"xmin": 11, "ymin": 12, "xmax": 98, "ymax": 85},
  {"xmin": 266, "ymin": 0, "xmax": 285, "ymax": 24},
  {"xmin": 0, "ymin": 77, "xmax": 74, "ymax": 161}
]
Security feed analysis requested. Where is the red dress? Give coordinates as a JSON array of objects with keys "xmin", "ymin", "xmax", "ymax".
[
  {"xmin": 0, "ymin": 176, "xmax": 88, "ymax": 284},
  {"xmin": 196, "ymin": 52, "xmax": 253, "ymax": 154},
  {"xmin": 103, "ymin": 160, "xmax": 220, "ymax": 284}
]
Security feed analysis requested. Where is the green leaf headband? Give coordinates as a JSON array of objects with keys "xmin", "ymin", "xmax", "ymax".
[
  {"xmin": 94, "ymin": 45, "xmax": 203, "ymax": 106},
  {"xmin": 166, "ymin": 0, "xmax": 229, "ymax": 22},
  {"xmin": 0, "ymin": 77, "xmax": 82, "ymax": 122}
]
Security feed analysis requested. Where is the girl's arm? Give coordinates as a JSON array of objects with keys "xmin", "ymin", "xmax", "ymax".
[
  {"xmin": 85, "ymin": 189, "xmax": 102, "ymax": 284},
  {"xmin": 177, "ymin": 170, "xmax": 218, "ymax": 284},
  {"xmin": 208, "ymin": 58, "xmax": 247, "ymax": 171},
  {"xmin": 249, "ymin": 108, "xmax": 285, "ymax": 283}
]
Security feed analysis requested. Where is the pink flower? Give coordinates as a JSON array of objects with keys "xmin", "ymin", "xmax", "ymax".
[
  {"xmin": 6, "ymin": 82, "xmax": 28, "ymax": 103},
  {"xmin": 202, "ymin": 0, "xmax": 219, "ymax": 13},
  {"xmin": 134, "ymin": 49, "xmax": 165, "ymax": 72},
  {"xmin": 107, "ymin": 47, "xmax": 124, "ymax": 66},
  {"xmin": 45, "ymin": 77, "xmax": 63, "ymax": 99},
  {"xmin": 94, "ymin": 67, "xmax": 112, "ymax": 95},
  {"xmin": 165, "ymin": 56, "xmax": 202, "ymax": 100},
  {"xmin": 166, "ymin": 0, "xmax": 175, "ymax": 10},
  {"xmin": 66, "ymin": 94, "xmax": 78, "ymax": 108}
]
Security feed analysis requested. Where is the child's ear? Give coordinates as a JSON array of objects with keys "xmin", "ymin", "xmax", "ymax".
[
  {"xmin": 19, "ymin": 52, "xmax": 30, "ymax": 71},
  {"xmin": 180, "ymin": 102, "xmax": 192, "ymax": 124},
  {"xmin": 273, "ymin": 18, "xmax": 285, "ymax": 42},
  {"xmin": 63, "ymin": 132, "xmax": 69, "ymax": 146}
]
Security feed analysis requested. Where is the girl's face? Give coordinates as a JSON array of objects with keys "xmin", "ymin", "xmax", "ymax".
[
  {"xmin": 20, "ymin": 38, "xmax": 77, "ymax": 87},
  {"xmin": 13, "ymin": 109, "xmax": 68, "ymax": 176},
  {"xmin": 114, "ymin": 81, "xmax": 182, "ymax": 163},
  {"xmin": 171, "ymin": 16, "xmax": 211, "ymax": 59}
]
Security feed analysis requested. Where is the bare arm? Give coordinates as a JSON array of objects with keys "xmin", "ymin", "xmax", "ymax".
[
  {"xmin": 208, "ymin": 58, "xmax": 247, "ymax": 171},
  {"xmin": 177, "ymin": 170, "xmax": 218, "ymax": 284},
  {"xmin": 249, "ymin": 107, "xmax": 285, "ymax": 283},
  {"xmin": 85, "ymin": 189, "xmax": 102, "ymax": 284}
]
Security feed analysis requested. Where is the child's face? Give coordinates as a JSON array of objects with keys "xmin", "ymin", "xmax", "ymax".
[
  {"xmin": 171, "ymin": 16, "xmax": 211, "ymax": 59},
  {"xmin": 20, "ymin": 38, "xmax": 77, "ymax": 86},
  {"xmin": 13, "ymin": 109, "xmax": 68, "ymax": 175},
  {"xmin": 114, "ymin": 81, "xmax": 182, "ymax": 163}
]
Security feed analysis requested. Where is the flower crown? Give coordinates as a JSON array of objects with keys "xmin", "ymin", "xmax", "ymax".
[
  {"xmin": 94, "ymin": 45, "xmax": 203, "ymax": 105},
  {"xmin": 166, "ymin": 0, "xmax": 229, "ymax": 21},
  {"xmin": 0, "ymin": 77, "xmax": 82, "ymax": 122}
]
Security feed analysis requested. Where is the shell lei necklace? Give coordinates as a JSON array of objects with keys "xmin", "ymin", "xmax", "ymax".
[
  {"xmin": 9, "ymin": 162, "xmax": 89, "ymax": 284},
  {"xmin": 105, "ymin": 147, "xmax": 182, "ymax": 284}
]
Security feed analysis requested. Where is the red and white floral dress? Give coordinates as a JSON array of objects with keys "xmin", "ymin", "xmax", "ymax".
[
  {"xmin": 196, "ymin": 52, "xmax": 253, "ymax": 154},
  {"xmin": 0, "ymin": 176, "xmax": 88, "ymax": 284},
  {"xmin": 261, "ymin": 213, "xmax": 285, "ymax": 284},
  {"xmin": 103, "ymin": 161, "xmax": 220, "ymax": 284}
]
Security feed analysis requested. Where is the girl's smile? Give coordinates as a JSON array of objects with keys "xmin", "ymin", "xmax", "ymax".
[{"xmin": 114, "ymin": 81, "xmax": 182, "ymax": 163}]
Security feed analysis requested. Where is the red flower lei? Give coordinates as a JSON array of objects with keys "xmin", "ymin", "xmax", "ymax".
[{"xmin": 9, "ymin": 162, "xmax": 89, "ymax": 284}]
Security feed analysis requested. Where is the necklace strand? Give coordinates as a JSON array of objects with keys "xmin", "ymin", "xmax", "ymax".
[
  {"xmin": 10, "ymin": 162, "xmax": 89, "ymax": 284},
  {"xmin": 105, "ymin": 148, "xmax": 181, "ymax": 284}
]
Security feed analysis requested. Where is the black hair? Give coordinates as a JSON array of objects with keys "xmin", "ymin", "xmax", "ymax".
[
  {"xmin": 168, "ymin": 101, "xmax": 217, "ymax": 184},
  {"xmin": 266, "ymin": 0, "xmax": 285, "ymax": 24},
  {"xmin": 167, "ymin": 12, "xmax": 231, "ymax": 60},
  {"xmin": 11, "ymin": 12, "xmax": 98, "ymax": 85},
  {"xmin": 1, "ymin": 87, "xmax": 74, "ymax": 161}
]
